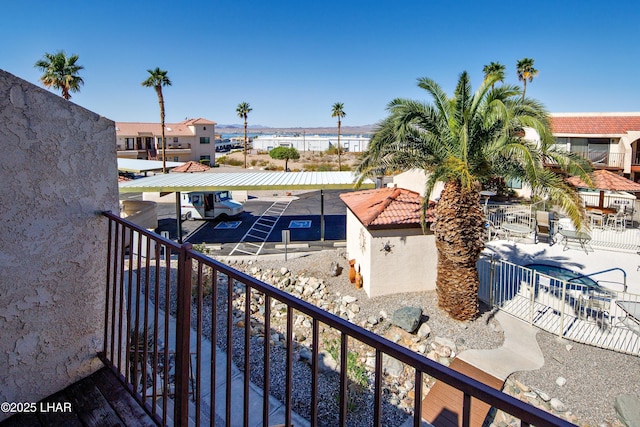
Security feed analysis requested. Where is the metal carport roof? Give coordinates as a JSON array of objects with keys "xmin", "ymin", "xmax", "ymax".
[
  {"xmin": 118, "ymin": 171, "xmax": 375, "ymax": 192},
  {"xmin": 118, "ymin": 171, "xmax": 375, "ymax": 243},
  {"xmin": 117, "ymin": 158, "xmax": 185, "ymax": 173}
]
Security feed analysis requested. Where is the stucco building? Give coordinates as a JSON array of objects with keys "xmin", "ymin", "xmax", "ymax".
[
  {"xmin": 340, "ymin": 187, "xmax": 437, "ymax": 297},
  {"xmin": 0, "ymin": 69, "xmax": 119, "ymax": 420},
  {"xmin": 115, "ymin": 118, "xmax": 217, "ymax": 164}
]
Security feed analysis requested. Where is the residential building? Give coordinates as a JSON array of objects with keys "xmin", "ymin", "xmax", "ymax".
[
  {"xmin": 115, "ymin": 118, "xmax": 217, "ymax": 164},
  {"xmin": 550, "ymin": 112, "xmax": 640, "ymax": 179}
]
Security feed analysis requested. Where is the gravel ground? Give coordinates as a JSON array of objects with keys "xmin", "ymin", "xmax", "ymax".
[{"xmin": 143, "ymin": 249, "xmax": 640, "ymax": 426}]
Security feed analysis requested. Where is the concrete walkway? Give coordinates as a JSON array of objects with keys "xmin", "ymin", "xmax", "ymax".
[
  {"xmin": 458, "ymin": 310, "xmax": 544, "ymax": 381},
  {"xmin": 400, "ymin": 310, "xmax": 545, "ymax": 427}
]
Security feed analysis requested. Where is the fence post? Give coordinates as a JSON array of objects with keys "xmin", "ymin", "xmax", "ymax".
[
  {"xmin": 559, "ymin": 279, "xmax": 567, "ymax": 338},
  {"xmin": 489, "ymin": 256, "xmax": 495, "ymax": 307},
  {"xmin": 174, "ymin": 242, "xmax": 193, "ymax": 425}
]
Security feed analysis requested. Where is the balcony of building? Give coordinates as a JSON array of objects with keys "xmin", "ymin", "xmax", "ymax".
[{"xmin": 2, "ymin": 213, "xmax": 575, "ymax": 427}]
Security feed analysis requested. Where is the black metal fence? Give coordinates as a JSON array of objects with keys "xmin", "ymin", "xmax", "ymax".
[{"xmin": 101, "ymin": 211, "xmax": 574, "ymax": 427}]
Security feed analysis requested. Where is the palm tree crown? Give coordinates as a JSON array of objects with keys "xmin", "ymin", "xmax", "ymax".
[
  {"xmin": 34, "ymin": 51, "xmax": 84, "ymax": 100},
  {"xmin": 142, "ymin": 67, "xmax": 172, "ymax": 173},
  {"xmin": 331, "ymin": 102, "xmax": 346, "ymax": 170},
  {"xmin": 516, "ymin": 57, "xmax": 538, "ymax": 100},
  {"xmin": 357, "ymin": 71, "xmax": 590, "ymax": 320},
  {"xmin": 482, "ymin": 61, "xmax": 505, "ymax": 90},
  {"xmin": 236, "ymin": 102, "xmax": 253, "ymax": 169}
]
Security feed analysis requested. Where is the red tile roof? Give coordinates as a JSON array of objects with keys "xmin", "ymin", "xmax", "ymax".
[
  {"xmin": 180, "ymin": 118, "xmax": 216, "ymax": 125},
  {"xmin": 171, "ymin": 161, "xmax": 211, "ymax": 173},
  {"xmin": 340, "ymin": 187, "xmax": 434, "ymax": 229},
  {"xmin": 550, "ymin": 113, "xmax": 640, "ymax": 135},
  {"xmin": 566, "ymin": 169, "xmax": 640, "ymax": 192},
  {"xmin": 115, "ymin": 117, "xmax": 216, "ymax": 136}
]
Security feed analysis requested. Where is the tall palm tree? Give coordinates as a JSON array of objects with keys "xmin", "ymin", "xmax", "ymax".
[
  {"xmin": 142, "ymin": 68, "xmax": 172, "ymax": 173},
  {"xmin": 34, "ymin": 51, "xmax": 84, "ymax": 100},
  {"xmin": 516, "ymin": 57, "xmax": 538, "ymax": 100},
  {"xmin": 357, "ymin": 72, "xmax": 591, "ymax": 321},
  {"xmin": 331, "ymin": 102, "xmax": 346, "ymax": 170},
  {"xmin": 482, "ymin": 61, "xmax": 505, "ymax": 90},
  {"xmin": 236, "ymin": 102, "xmax": 252, "ymax": 168}
]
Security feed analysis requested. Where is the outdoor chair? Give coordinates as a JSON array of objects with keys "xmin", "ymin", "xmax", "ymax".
[
  {"xmin": 535, "ymin": 211, "xmax": 554, "ymax": 244},
  {"xmin": 484, "ymin": 220, "xmax": 505, "ymax": 241},
  {"xmin": 588, "ymin": 210, "xmax": 605, "ymax": 229},
  {"xmin": 606, "ymin": 212, "xmax": 626, "ymax": 231}
]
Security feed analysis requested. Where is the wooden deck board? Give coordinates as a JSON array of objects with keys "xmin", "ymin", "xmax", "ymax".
[
  {"xmin": 0, "ymin": 368, "xmax": 159, "ymax": 427},
  {"xmin": 422, "ymin": 359, "xmax": 504, "ymax": 427}
]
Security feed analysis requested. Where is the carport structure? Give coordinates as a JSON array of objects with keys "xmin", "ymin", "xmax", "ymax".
[
  {"xmin": 118, "ymin": 171, "xmax": 375, "ymax": 242},
  {"xmin": 117, "ymin": 158, "xmax": 185, "ymax": 175}
]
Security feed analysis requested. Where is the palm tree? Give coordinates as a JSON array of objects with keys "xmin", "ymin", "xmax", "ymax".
[
  {"xmin": 34, "ymin": 51, "xmax": 84, "ymax": 100},
  {"xmin": 142, "ymin": 68, "xmax": 172, "ymax": 173},
  {"xmin": 482, "ymin": 61, "xmax": 505, "ymax": 90},
  {"xmin": 516, "ymin": 57, "xmax": 538, "ymax": 100},
  {"xmin": 236, "ymin": 102, "xmax": 252, "ymax": 168},
  {"xmin": 331, "ymin": 102, "xmax": 346, "ymax": 170},
  {"xmin": 356, "ymin": 72, "xmax": 591, "ymax": 321}
]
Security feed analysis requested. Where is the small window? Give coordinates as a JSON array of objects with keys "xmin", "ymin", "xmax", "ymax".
[
  {"xmin": 203, "ymin": 126, "xmax": 206, "ymax": 130},
  {"xmin": 507, "ymin": 178, "xmax": 522, "ymax": 189},
  {"xmin": 173, "ymin": 157, "xmax": 179, "ymax": 162},
  {"xmin": 173, "ymin": 137, "xmax": 179, "ymax": 143},
  {"xmin": 200, "ymin": 155, "xmax": 211, "ymax": 161},
  {"xmin": 200, "ymin": 137, "xmax": 210, "ymax": 144}
]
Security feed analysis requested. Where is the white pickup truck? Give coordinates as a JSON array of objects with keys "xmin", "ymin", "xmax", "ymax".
[{"xmin": 180, "ymin": 191, "xmax": 243, "ymax": 220}]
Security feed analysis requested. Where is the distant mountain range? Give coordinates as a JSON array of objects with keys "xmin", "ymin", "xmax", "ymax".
[{"xmin": 217, "ymin": 124, "xmax": 376, "ymax": 135}]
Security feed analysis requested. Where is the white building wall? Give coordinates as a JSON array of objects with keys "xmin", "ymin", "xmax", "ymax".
[
  {"xmin": 0, "ymin": 69, "xmax": 119, "ymax": 420},
  {"xmin": 345, "ymin": 210, "xmax": 437, "ymax": 298},
  {"xmin": 252, "ymin": 135, "xmax": 370, "ymax": 153}
]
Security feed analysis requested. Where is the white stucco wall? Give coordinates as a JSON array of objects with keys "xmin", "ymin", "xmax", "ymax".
[
  {"xmin": 391, "ymin": 169, "xmax": 444, "ymax": 200},
  {"xmin": 345, "ymin": 210, "xmax": 437, "ymax": 298},
  {"xmin": 0, "ymin": 69, "xmax": 119, "ymax": 420}
]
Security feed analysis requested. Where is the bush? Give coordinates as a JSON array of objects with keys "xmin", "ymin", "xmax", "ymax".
[{"xmin": 199, "ymin": 159, "xmax": 210, "ymax": 166}]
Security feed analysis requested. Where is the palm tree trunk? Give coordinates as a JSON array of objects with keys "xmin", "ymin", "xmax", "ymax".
[
  {"xmin": 337, "ymin": 119, "xmax": 341, "ymax": 170},
  {"xmin": 157, "ymin": 87, "xmax": 166, "ymax": 173},
  {"xmin": 433, "ymin": 180, "xmax": 486, "ymax": 320},
  {"xmin": 522, "ymin": 80, "xmax": 527, "ymax": 101},
  {"xmin": 243, "ymin": 118, "xmax": 247, "ymax": 169}
]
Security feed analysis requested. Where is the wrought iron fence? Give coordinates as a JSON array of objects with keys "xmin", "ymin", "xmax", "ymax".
[
  {"xmin": 101, "ymin": 211, "xmax": 574, "ymax": 427},
  {"xmin": 478, "ymin": 256, "xmax": 640, "ymax": 356}
]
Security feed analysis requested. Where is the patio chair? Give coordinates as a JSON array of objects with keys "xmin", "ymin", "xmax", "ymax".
[
  {"xmin": 535, "ymin": 211, "xmax": 554, "ymax": 244},
  {"xmin": 606, "ymin": 211, "xmax": 626, "ymax": 231},
  {"xmin": 484, "ymin": 220, "xmax": 505, "ymax": 241}
]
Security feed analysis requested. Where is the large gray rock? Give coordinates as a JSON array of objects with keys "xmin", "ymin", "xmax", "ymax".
[
  {"xmin": 615, "ymin": 395, "xmax": 640, "ymax": 427},
  {"xmin": 391, "ymin": 306, "xmax": 423, "ymax": 333}
]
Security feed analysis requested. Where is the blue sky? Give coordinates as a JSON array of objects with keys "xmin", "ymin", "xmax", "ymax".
[{"xmin": 2, "ymin": 0, "xmax": 639, "ymax": 127}]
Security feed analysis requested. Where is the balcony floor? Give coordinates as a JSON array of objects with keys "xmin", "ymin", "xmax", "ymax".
[{"xmin": 0, "ymin": 367, "xmax": 158, "ymax": 427}]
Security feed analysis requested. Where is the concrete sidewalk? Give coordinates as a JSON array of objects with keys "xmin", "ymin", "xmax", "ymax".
[{"xmin": 458, "ymin": 310, "xmax": 544, "ymax": 381}]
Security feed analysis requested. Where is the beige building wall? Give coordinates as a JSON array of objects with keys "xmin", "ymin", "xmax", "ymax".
[
  {"xmin": 0, "ymin": 69, "xmax": 119, "ymax": 420},
  {"xmin": 345, "ymin": 210, "xmax": 437, "ymax": 298}
]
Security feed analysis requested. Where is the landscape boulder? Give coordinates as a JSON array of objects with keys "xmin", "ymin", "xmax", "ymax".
[{"xmin": 391, "ymin": 306, "xmax": 423, "ymax": 333}]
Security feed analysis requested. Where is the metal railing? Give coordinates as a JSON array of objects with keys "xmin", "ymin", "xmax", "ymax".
[
  {"xmin": 101, "ymin": 211, "xmax": 574, "ymax": 427},
  {"xmin": 571, "ymin": 149, "xmax": 625, "ymax": 169},
  {"xmin": 478, "ymin": 256, "xmax": 640, "ymax": 356}
]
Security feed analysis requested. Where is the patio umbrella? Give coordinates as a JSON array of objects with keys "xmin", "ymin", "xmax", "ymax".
[
  {"xmin": 566, "ymin": 169, "xmax": 640, "ymax": 209},
  {"xmin": 171, "ymin": 160, "xmax": 211, "ymax": 173}
]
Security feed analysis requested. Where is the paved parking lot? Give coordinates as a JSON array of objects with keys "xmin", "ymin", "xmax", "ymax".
[{"xmin": 154, "ymin": 189, "xmax": 349, "ymax": 255}]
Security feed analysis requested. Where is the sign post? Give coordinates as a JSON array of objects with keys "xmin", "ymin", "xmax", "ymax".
[{"xmin": 282, "ymin": 229, "xmax": 290, "ymax": 261}]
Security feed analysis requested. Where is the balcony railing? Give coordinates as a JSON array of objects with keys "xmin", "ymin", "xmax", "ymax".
[
  {"xmin": 101, "ymin": 211, "xmax": 574, "ymax": 427},
  {"xmin": 571, "ymin": 148, "xmax": 625, "ymax": 169}
]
